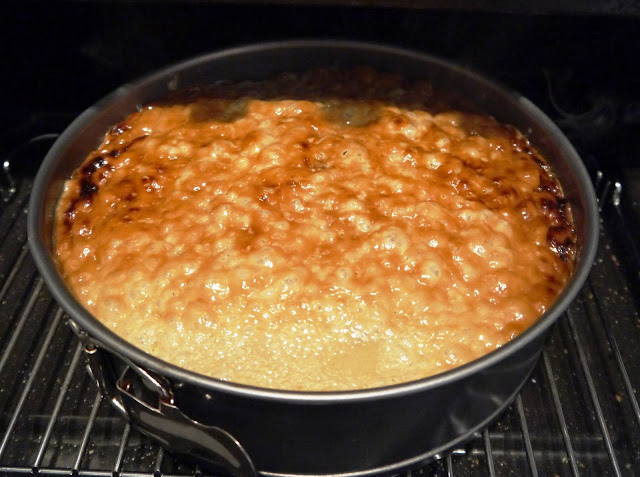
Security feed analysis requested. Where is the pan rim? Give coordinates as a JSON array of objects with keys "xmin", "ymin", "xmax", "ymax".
[{"xmin": 27, "ymin": 38, "xmax": 599, "ymax": 404}]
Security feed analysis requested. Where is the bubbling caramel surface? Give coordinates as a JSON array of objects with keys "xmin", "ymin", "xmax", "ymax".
[{"xmin": 55, "ymin": 69, "xmax": 576, "ymax": 391}]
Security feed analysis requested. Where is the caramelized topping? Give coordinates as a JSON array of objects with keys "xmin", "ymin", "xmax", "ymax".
[{"xmin": 54, "ymin": 69, "xmax": 575, "ymax": 391}]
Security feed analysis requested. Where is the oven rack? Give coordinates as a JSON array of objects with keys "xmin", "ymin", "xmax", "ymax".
[{"xmin": 0, "ymin": 130, "xmax": 638, "ymax": 477}]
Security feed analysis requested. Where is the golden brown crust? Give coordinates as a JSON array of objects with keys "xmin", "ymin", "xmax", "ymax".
[{"xmin": 54, "ymin": 68, "xmax": 575, "ymax": 391}]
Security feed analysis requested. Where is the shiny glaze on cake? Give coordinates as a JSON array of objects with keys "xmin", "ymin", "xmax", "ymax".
[{"xmin": 54, "ymin": 69, "xmax": 575, "ymax": 391}]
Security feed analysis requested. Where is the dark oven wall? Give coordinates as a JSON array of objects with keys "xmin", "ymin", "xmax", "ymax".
[{"xmin": 4, "ymin": 3, "xmax": 640, "ymax": 170}]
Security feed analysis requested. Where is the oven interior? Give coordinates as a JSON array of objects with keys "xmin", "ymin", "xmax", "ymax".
[{"xmin": 1, "ymin": 3, "xmax": 639, "ymax": 476}]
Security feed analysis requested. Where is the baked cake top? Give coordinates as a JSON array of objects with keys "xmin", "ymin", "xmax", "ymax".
[{"xmin": 54, "ymin": 68, "xmax": 575, "ymax": 390}]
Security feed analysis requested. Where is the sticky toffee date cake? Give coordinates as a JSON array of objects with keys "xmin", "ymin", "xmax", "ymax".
[{"xmin": 54, "ymin": 68, "xmax": 576, "ymax": 391}]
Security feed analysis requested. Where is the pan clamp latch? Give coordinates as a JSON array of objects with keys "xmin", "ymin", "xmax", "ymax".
[{"xmin": 69, "ymin": 320, "xmax": 257, "ymax": 477}]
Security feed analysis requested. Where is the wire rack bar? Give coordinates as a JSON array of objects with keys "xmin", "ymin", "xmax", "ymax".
[
  {"xmin": 610, "ymin": 182, "xmax": 640, "ymax": 282},
  {"xmin": 0, "ymin": 468, "xmax": 170, "ymax": 477},
  {"xmin": 154, "ymin": 447, "xmax": 165, "ymax": 477},
  {"xmin": 595, "ymin": 173, "xmax": 611, "ymax": 214},
  {"xmin": 33, "ymin": 341, "xmax": 85, "ymax": 468},
  {"xmin": 483, "ymin": 429, "xmax": 496, "ymax": 477},
  {"xmin": 565, "ymin": 308, "xmax": 622, "ymax": 477},
  {"xmin": 541, "ymin": 350, "xmax": 580, "ymax": 477},
  {"xmin": 114, "ymin": 423, "xmax": 132, "ymax": 476},
  {"xmin": 0, "ymin": 241, "xmax": 31, "ymax": 304},
  {"xmin": 0, "ymin": 159, "xmax": 17, "ymax": 204},
  {"xmin": 73, "ymin": 391, "xmax": 104, "ymax": 472},
  {"xmin": 0, "ymin": 277, "xmax": 43, "ymax": 381},
  {"xmin": 515, "ymin": 394, "xmax": 537, "ymax": 477}
]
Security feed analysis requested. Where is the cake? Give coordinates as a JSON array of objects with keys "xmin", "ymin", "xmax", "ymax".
[{"xmin": 54, "ymin": 68, "xmax": 576, "ymax": 391}]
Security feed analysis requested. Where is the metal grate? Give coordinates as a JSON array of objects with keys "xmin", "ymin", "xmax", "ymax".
[{"xmin": 0, "ymin": 124, "xmax": 638, "ymax": 477}]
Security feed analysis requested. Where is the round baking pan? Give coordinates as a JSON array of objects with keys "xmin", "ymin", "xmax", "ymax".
[{"xmin": 28, "ymin": 40, "xmax": 599, "ymax": 476}]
